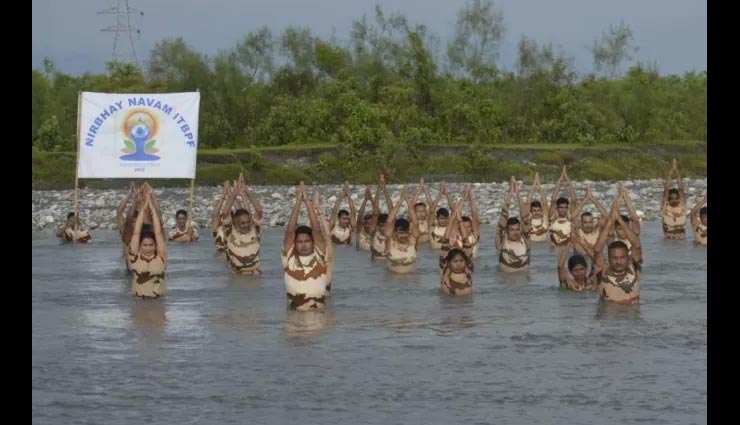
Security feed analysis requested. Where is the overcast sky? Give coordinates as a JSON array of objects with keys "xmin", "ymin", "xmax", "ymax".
[{"xmin": 32, "ymin": 0, "xmax": 706, "ymax": 76}]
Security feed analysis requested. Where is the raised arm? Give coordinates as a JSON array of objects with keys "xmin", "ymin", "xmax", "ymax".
[
  {"xmin": 661, "ymin": 165, "xmax": 673, "ymax": 208},
  {"xmin": 410, "ymin": 179, "xmax": 424, "ymax": 217},
  {"xmin": 690, "ymin": 192, "xmax": 707, "ymax": 230},
  {"xmin": 403, "ymin": 186, "xmax": 419, "ymax": 237},
  {"xmin": 283, "ymin": 183, "xmax": 303, "ymax": 253},
  {"xmin": 346, "ymin": 186, "xmax": 358, "ymax": 232},
  {"xmin": 571, "ymin": 229, "xmax": 595, "ymax": 259},
  {"xmin": 148, "ymin": 190, "xmax": 167, "ymax": 262},
  {"xmin": 620, "ymin": 184, "xmax": 641, "ymax": 236},
  {"xmin": 421, "ymin": 178, "xmax": 433, "ymax": 208},
  {"xmin": 303, "ymin": 184, "xmax": 326, "ymax": 254},
  {"xmin": 588, "ymin": 186, "xmax": 609, "ymax": 228},
  {"xmin": 355, "ymin": 187, "xmax": 372, "ymax": 243},
  {"xmin": 379, "ymin": 174, "xmax": 393, "ymax": 212},
  {"xmin": 117, "ymin": 183, "xmax": 134, "ymax": 230},
  {"xmin": 469, "ymin": 186, "xmax": 480, "ymax": 238},
  {"xmin": 220, "ymin": 182, "xmax": 240, "ymax": 222},
  {"xmin": 572, "ymin": 187, "xmax": 589, "ymax": 226},
  {"xmin": 614, "ymin": 212, "xmax": 642, "ymax": 265},
  {"xmin": 443, "ymin": 183, "xmax": 454, "ymax": 211},
  {"xmin": 428, "ymin": 184, "xmax": 444, "ymax": 225},
  {"xmin": 329, "ymin": 182, "xmax": 347, "ymax": 228},
  {"xmin": 558, "ymin": 240, "xmax": 573, "ymax": 283},
  {"xmin": 495, "ymin": 187, "xmax": 514, "ymax": 251},
  {"xmin": 593, "ymin": 196, "xmax": 619, "ymax": 270},
  {"xmin": 367, "ymin": 185, "xmax": 382, "ymax": 234},
  {"xmin": 310, "ymin": 190, "xmax": 329, "ymax": 238},
  {"xmin": 511, "ymin": 178, "xmax": 531, "ymax": 235},
  {"xmin": 537, "ymin": 181, "xmax": 548, "ymax": 208},
  {"xmin": 525, "ymin": 174, "xmax": 536, "ymax": 210},
  {"xmin": 549, "ymin": 168, "xmax": 566, "ymax": 220},
  {"xmin": 243, "ymin": 184, "xmax": 263, "ymax": 226},
  {"xmin": 211, "ymin": 183, "xmax": 228, "ymax": 234},
  {"xmin": 313, "ymin": 191, "xmax": 334, "ymax": 282},
  {"xmin": 144, "ymin": 183, "xmax": 163, "ymax": 223},
  {"xmin": 129, "ymin": 198, "xmax": 148, "ymax": 255},
  {"xmin": 384, "ymin": 187, "xmax": 405, "ymax": 250},
  {"xmin": 564, "ymin": 167, "xmax": 578, "ymax": 213},
  {"xmin": 444, "ymin": 200, "xmax": 465, "ymax": 244},
  {"xmin": 674, "ymin": 159, "xmax": 686, "ymax": 204}
]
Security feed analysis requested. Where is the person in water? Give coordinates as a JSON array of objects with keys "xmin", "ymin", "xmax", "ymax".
[
  {"xmin": 56, "ymin": 212, "xmax": 92, "ymax": 243},
  {"xmin": 282, "ymin": 182, "xmax": 334, "ymax": 311},
  {"xmin": 523, "ymin": 173, "xmax": 549, "ymax": 242},
  {"xmin": 428, "ymin": 182, "xmax": 455, "ymax": 250},
  {"xmin": 409, "ymin": 178, "xmax": 433, "ymax": 244},
  {"xmin": 548, "ymin": 166, "xmax": 578, "ymax": 247},
  {"xmin": 368, "ymin": 175, "xmax": 394, "ymax": 260},
  {"xmin": 557, "ymin": 237, "xmax": 598, "ymax": 292},
  {"xmin": 661, "ymin": 158, "xmax": 688, "ymax": 240},
  {"xmin": 168, "ymin": 209, "xmax": 198, "ymax": 242},
  {"xmin": 215, "ymin": 177, "xmax": 264, "ymax": 275},
  {"xmin": 355, "ymin": 186, "xmax": 375, "ymax": 252},
  {"xmin": 329, "ymin": 181, "xmax": 357, "ymax": 245},
  {"xmin": 593, "ymin": 193, "xmax": 643, "ymax": 304},
  {"xmin": 605, "ymin": 184, "xmax": 643, "ymax": 263},
  {"xmin": 496, "ymin": 177, "xmax": 532, "ymax": 272},
  {"xmin": 571, "ymin": 185, "xmax": 608, "ymax": 257},
  {"xmin": 127, "ymin": 183, "xmax": 167, "ymax": 299},
  {"xmin": 211, "ymin": 181, "xmax": 232, "ymax": 254},
  {"xmin": 690, "ymin": 192, "xmax": 707, "ymax": 246},
  {"xmin": 459, "ymin": 185, "xmax": 481, "ymax": 260},
  {"xmin": 440, "ymin": 248, "xmax": 473, "ymax": 296},
  {"xmin": 384, "ymin": 185, "xmax": 420, "ymax": 274}
]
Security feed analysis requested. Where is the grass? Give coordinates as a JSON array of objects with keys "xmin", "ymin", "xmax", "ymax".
[{"xmin": 32, "ymin": 140, "xmax": 707, "ymax": 189}]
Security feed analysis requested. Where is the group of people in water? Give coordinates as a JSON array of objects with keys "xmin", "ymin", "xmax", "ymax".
[{"xmin": 57, "ymin": 160, "xmax": 707, "ymax": 310}]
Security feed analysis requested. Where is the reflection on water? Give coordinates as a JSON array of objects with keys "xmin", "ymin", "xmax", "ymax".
[
  {"xmin": 219, "ymin": 311, "xmax": 261, "ymax": 332},
  {"xmin": 227, "ymin": 274, "xmax": 262, "ymax": 289},
  {"xmin": 497, "ymin": 269, "xmax": 531, "ymax": 285},
  {"xmin": 283, "ymin": 306, "xmax": 336, "ymax": 339},
  {"xmin": 131, "ymin": 299, "xmax": 167, "ymax": 334},
  {"xmin": 433, "ymin": 314, "xmax": 477, "ymax": 335},
  {"xmin": 595, "ymin": 299, "xmax": 642, "ymax": 321}
]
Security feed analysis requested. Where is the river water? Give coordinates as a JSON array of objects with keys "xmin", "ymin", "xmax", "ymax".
[{"xmin": 32, "ymin": 220, "xmax": 706, "ymax": 425}]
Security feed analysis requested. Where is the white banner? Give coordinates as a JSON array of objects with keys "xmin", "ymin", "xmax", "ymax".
[{"xmin": 77, "ymin": 91, "xmax": 200, "ymax": 178}]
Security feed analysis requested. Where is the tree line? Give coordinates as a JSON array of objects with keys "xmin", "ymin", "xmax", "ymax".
[{"xmin": 32, "ymin": 0, "xmax": 706, "ymax": 174}]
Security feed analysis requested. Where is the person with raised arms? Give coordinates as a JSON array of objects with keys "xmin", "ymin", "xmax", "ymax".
[
  {"xmin": 409, "ymin": 178, "xmax": 434, "ymax": 244},
  {"xmin": 329, "ymin": 181, "xmax": 357, "ymax": 245},
  {"xmin": 459, "ymin": 185, "xmax": 481, "ymax": 260},
  {"xmin": 127, "ymin": 183, "xmax": 167, "ymax": 299},
  {"xmin": 282, "ymin": 182, "xmax": 334, "ymax": 311},
  {"xmin": 215, "ymin": 177, "xmax": 263, "ymax": 275},
  {"xmin": 690, "ymin": 192, "xmax": 707, "ymax": 246},
  {"xmin": 661, "ymin": 158, "xmax": 688, "ymax": 240},
  {"xmin": 428, "ymin": 182, "xmax": 454, "ymax": 250},
  {"xmin": 355, "ymin": 186, "xmax": 375, "ymax": 252},
  {"xmin": 523, "ymin": 173, "xmax": 550, "ymax": 242},
  {"xmin": 593, "ymin": 190, "xmax": 643, "ymax": 304},
  {"xmin": 385, "ymin": 185, "xmax": 419, "ymax": 274},
  {"xmin": 548, "ymin": 166, "xmax": 578, "ymax": 247},
  {"xmin": 496, "ymin": 177, "xmax": 532, "ymax": 272}
]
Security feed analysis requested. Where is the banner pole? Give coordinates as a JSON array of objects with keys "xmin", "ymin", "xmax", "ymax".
[
  {"xmin": 74, "ymin": 91, "xmax": 82, "ymax": 230},
  {"xmin": 187, "ymin": 88, "xmax": 200, "ymax": 240}
]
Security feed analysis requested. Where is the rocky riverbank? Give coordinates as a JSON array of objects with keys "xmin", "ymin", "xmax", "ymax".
[{"xmin": 32, "ymin": 179, "xmax": 707, "ymax": 231}]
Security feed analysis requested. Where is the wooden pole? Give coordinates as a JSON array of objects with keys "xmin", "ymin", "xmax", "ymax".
[
  {"xmin": 73, "ymin": 91, "xmax": 82, "ymax": 230},
  {"xmin": 188, "ymin": 88, "xmax": 200, "ymax": 239},
  {"xmin": 188, "ymin": 178, "xmax": 195, "ymax": 236}
]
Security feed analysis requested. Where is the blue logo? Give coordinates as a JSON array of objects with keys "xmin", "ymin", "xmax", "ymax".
[{"xmin": 120, "ymin": 109, "xmax": 160, "ymax": 161}]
